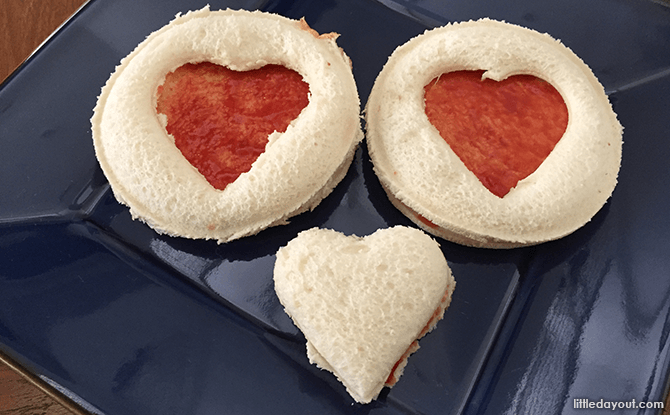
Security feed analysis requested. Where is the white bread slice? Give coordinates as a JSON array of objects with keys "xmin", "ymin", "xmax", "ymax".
[
  {"xmin": 365, "ymin": 19, "xmax": 623, "ymax": 248},
  {"xmin": 91, "ymin": 7, "xmax": 363, "ymax": 243},
  {"xmin": 273, "ymin": 226, "xmax": 455, "ymax": 403}
]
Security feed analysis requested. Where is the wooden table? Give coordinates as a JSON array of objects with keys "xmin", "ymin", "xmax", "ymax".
[
  {"xmin": 0, "ymin": 351, "xmax": 84, "ymax": 414},
  {"xmin": 0, "ymin": 0, "xmax": 87, "ymax": 83},
  {"xmin": 2, "ymin": 1, "xmax": 670, "ymax": 414}
]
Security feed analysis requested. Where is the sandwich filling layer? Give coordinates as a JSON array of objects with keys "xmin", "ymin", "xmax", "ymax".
[
  {"xmin": 385, "ymin": 287, "xmax": 452, "ymax": 386},
  {"xmin": 424, "ymin": 70, "xmax": 568, "ymax": 198},
  {"xmin": 156, "ymin": 62, "xmax": 310, "ymax": 190}
]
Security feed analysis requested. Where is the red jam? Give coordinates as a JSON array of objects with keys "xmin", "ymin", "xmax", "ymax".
[
  {"xmin": 384, "ymin": 289, "xmax": 450, "ymax": 386},
  {"xmin": 424, "ymin": 70, "xmax": 568, "ymax": 197},
  {"xmin": 156, "ymin": 62, "xmax": 310, "ymax": 190}
]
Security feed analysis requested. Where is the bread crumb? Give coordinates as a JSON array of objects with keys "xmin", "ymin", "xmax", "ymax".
[{"xmin": 299, "ymin": 17, "xmax": 340, "ymax": 40}]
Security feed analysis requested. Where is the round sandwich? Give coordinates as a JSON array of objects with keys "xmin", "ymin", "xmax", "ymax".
[
  {"xmin": 274, "ymin": 226, "xmax": 456, "ymax": 404},
  {"xmin": 365, "ymin": 19, "xmax": 623, "ymax": 248},
  {"xmin": 91, "ymin": 7, "xmax": 362, "ymax": 243}
]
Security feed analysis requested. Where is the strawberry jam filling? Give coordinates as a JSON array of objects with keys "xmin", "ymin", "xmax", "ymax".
[
  {"xmin": 384, "ymin": 289, "xmax": 451, "ymax": 386},
  {"xmin": 424, "ymin": 70, "xmax": 568, "ymax": 197},
  {"xmin": 156, "ymin": 62, "xmax": 310, "ymax": 190}
]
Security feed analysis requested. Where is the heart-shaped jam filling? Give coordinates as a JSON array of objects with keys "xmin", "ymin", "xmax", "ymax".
[
  {"xmin": 424, "ymin": 70, "xmax": 568, "ymax": 197},
  {"xmin": 156, "ymin": 62, "xmax": 310, "ymax": 190}
]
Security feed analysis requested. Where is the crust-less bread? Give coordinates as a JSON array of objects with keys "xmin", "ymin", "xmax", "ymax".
[
  {"xmin": 91, "ymin": 7, "xmax": 362, "ymax": 243},
  {"xmin": 273, "ymin": 226, "xmax": 456, "ymax": 403},
  {"xmin": 365, "ymin": 19, "xmax": 623, "ymax": 248}
]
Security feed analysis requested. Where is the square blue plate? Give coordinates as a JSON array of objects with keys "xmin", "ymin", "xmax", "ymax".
[{"xmin": 2, "ymin": 0, "xmax": 670, "ymax": 414}]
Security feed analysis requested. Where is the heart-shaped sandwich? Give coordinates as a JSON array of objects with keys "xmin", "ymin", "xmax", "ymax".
[
  {"xmin": 91, "ymin": 7, "xmax": 362, "ymax": 242},
  {"xmin": 274, "ymin": 226, "xmax": 455, "ymax": 404},
  {"xmin": 365, "ymin": 19, "xmax": 623, "ymax": 248}
]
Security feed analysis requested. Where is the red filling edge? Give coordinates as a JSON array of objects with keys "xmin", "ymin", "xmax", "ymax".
[{"xmin": 384, "ymin": 288, "xmax": 451, "ymax": 387}]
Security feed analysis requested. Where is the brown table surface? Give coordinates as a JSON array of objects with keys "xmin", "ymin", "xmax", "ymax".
[{"xmin": 2, "ymin": 1, "xmax": 670, "ymax": 414}]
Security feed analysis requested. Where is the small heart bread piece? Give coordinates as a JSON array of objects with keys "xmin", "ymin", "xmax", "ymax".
[
  {"xmin": 273, "ymin": 226, "xmax": 455, "ymax": 404},
  {"xmin": 365, "ymin": 19, "xmax": 623, "ymax": 248},
  {"xmin": 91, "ymin": 7, "xmax": 362, "ymax": 243}
]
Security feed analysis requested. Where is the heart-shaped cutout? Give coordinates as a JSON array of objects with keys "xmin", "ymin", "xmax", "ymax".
[
  {"xmin": 424, "ymin": 70, "xmax": 568, "ymax": 198},
  {"xmin": 156, "ymin": 62, "xmax": 310, "ymax": 190},
  {"xmin": 274, "ymin": 226, "xmax": 455, "ymax": 403}
]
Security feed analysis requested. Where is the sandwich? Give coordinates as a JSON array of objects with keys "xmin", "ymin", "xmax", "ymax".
[
  {"xmin": 365, "ymin": 19, "xmax": 623, "ymax": 248},
  {"xmin": 273, "ymin": 226, "xmax": 456, "ymax": 403},
  {"xmin": 91, "ymin": 7, "xmax": 362, "ymax": 243}
]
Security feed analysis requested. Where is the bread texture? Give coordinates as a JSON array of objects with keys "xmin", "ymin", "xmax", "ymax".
[
  {"xmin": 273, "ymin": 226, "xmax": 455, "ymax": 403},
  {"xmin": 91, "ymin": 7, "xmax": 363, "ymax": 243},
  {"xmin": 365, "ymin": 19, "xmax": 623, "ymax": 248}
]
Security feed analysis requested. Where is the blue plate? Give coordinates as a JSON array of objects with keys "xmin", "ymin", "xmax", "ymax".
[{"xmin": 2, "ymin": 0, "xmax": 670, "ymax": 414}]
